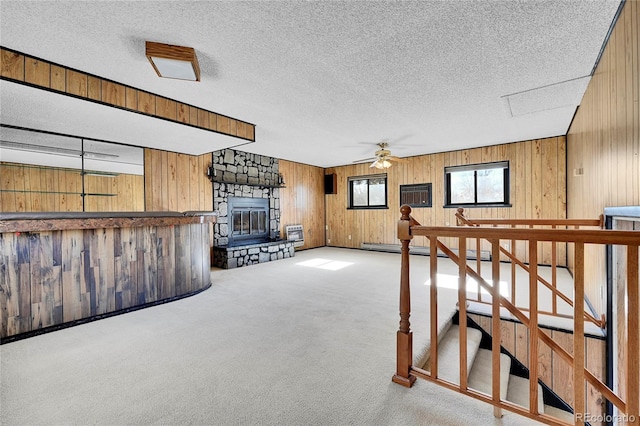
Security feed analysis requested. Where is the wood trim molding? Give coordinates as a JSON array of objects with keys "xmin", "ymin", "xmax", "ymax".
[{"xmin": 0, "ymin": 46, "xmax": 255, "ymax": 142}]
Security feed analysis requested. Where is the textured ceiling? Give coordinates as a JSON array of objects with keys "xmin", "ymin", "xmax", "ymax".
[{"xmin": 0, "ymin": 1, "xmax": 621, "ymax": 168}]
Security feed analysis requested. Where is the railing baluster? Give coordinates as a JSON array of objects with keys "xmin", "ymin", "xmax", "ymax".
[
  {"xmin": 476, "ymin": 235, "xmax": 482, "ymax": 283},
  {"xmin": 528, "ymin": 239, "xmax": 539, "ymax": 415},
  {"xmin": 627, "ymin": 244, "xmax": 639, "ymax": 422},
  {"xmin": 552, "ymin": 224, "xmax": 557, "ymax": 316},
  {"xmin": 574, "ymin": 242, "xmax": 586, "ymax": 422},
  {"xmin": 459, "ymin": 236, "xmax": 468, "ymax": 391},
  {"xmin": 511, "ymin": 225, "xmax": 516, "ymax": 308},
  {"xmin": 430, "ymin": 235, "xmax": 439, "ymax": 379},
  {"xmin": 477, "ymin": 236, "xmax": 482, "ymax": 303},
  {"xmin": 491, "ymin": 239, "xmax": 502, "ymax": 418}
]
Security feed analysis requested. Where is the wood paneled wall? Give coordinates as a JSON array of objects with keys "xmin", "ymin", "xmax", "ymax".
[
  {"xmin": 567, "ymin": 0, "xmax": 639, "ymax": 315},
  {"xmin": 279, "ymin": 160, "xmax": 326, "ymax": 249},
  {"xmin": 143, "ymin": 149, "xmax": 213, "ymax": 212},
  {"xmin": 325, "ymin": 136, "xmax": 567, "ymax": 265},
  {"xmin": 0, "ymin": 162, "xmax": 143, "ymax": 212},
  {"xmin": 469, "ymin": 314, "xmax": 606, "ymax": 424},
  {"xmin": 0, "ymin": 47, "xmax": 255, "ymax": 141},
  {"xmin": 84, "ymin": 173, "xmax": 145, "ymax": 212}
]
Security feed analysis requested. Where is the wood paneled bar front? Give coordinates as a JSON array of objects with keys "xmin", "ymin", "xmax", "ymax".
[{"xmin": 0, "ymin": 211, "xmax": 216, "ymax": 342}]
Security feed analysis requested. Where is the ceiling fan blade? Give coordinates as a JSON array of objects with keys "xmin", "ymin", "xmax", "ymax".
[
  {"xmin": 387, "ymin": 156, "xmax": 408, "ymax": 162},
  {"xmin": 352, "ymin": 157, "xmax": 376, "ymax": 164},
  {"xmin": 389, "ymin": 134, "xmax": 415, "ymax": 146}
]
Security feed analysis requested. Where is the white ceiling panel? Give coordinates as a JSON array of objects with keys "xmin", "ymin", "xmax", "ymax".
[{"xmin": 0, "ymin": 0, "xmax": 622, "ymax": 167}]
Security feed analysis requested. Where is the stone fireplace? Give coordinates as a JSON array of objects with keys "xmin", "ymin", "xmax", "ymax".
[{"xmin": 211, "ymin": 149, "xmax": 294, "ymax": 269}]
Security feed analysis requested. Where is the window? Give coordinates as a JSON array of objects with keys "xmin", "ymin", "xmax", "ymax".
[
  {"xmin": 444, "ymin": 161, "xmax": 510, "ymax": 207},
  {"xmin": 400, "ymin": 183, "xmax": 432, "ymax": 208},
  {"xmin": 348, "ymin": 174, "xmax": 388, "ymax": 209}
]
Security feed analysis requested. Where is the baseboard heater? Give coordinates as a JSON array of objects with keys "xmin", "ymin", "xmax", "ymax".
[{"xmin": 360, "ymin": 242, "xmax": 491, "ymax": 261}]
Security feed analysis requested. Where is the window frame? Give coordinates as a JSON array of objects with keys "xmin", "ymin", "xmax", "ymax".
[
  {"xmin": 444, "ymin": 161, "xmax": 511, "ymax": 208},
  {"xmin": 347, "ymin": 173, "xmax": 389, "ymax": 210}
]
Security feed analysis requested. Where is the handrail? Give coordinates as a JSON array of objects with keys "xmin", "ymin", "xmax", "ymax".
[
  {"xmin": 454, "ymin": 208, "xmax": 606, "ymax": 329},
  {"xmin": 496, "ymin": 245, "xmax": 602, "ymax": 326},
  {"xmin": 393, "ymin": 205, "xmax": 640, "ymax": 425},
  {"xmin": 410, "ymin": 225, "xmax": 640, "ymax": 246},
  {"xmin": 455, "ymin": 208, "xmax": 604, "ymax": 229}
]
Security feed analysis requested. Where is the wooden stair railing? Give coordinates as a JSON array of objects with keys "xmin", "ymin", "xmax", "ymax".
[
  {"xmin": 455, "ymin": 208, "xmax": 606, "ymax": 329},
  {"xmin": 393, "ymin": 205, "xmax": 640, "ymax": 426}
]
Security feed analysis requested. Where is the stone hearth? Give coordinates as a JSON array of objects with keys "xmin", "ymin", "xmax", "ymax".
[{"xmin": 212, "ymin": 240, "xmax": 295, "ymax": 269}]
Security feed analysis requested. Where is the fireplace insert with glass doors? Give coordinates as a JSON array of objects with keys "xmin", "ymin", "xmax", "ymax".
[{"xmin": 227, "ymin": 197, "xmax": 269, "ymax": 246}]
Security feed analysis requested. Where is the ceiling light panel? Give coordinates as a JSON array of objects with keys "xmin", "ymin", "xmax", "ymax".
[{"xmin": 145, "ymin": 41, "xmax": 200, "ymax": 82}]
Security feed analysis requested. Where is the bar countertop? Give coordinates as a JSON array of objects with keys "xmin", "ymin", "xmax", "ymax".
[{"xmin": 0, "ymin": 211, "xmax": 217, "ymax": 233}]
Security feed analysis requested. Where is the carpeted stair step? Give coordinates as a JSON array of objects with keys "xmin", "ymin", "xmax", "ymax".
[
  {"xmin": 415, "ymin": 314, "xmax": 576, "ymax": 423},
  {"xmin": 414, "ymin": 311, "xmax": 456, "ymax": 368},
  {"xmin": 467, "ymin": 348, "xmax": 511, "ymax": 400},
  {"xmin": 505, "ymin": 374, "xmax": 544, "ymax": 414},
  {"xmin": 421, "ymin": 325, "xmax": 483, "ymax": 384},
  {"xmin": 543, "ymin": 404, "xmax": 574, "ymax": 422}
]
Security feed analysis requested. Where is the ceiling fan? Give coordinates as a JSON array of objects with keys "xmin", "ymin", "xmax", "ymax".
[{"xmin": 353, "ymin": 141, "xmax": 407, "ymax": 169}]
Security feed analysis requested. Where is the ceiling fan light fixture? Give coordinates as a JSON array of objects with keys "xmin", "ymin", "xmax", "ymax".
[
  {"xmin": 359, "ymin": 140, "xmax": 401, "ymax": 168},
  {"xmin": 146, "ymin": 41, "xmax": 200, "ymax": 81},
  {"xmin": 371, "ymin": 158, "xmax": 392, "ymax": 169}
]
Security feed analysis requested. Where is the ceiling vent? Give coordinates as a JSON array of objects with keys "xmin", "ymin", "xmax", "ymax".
[{"xmin": 501, "ymin": 76, "xmax": 591, "ymax": 117}]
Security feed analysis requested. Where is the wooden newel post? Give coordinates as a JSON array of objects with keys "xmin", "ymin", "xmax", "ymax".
[
  {"xmin": 455, "ymin": 208, "xmax": 465, "ymax": 226},
  {"xmin": 392, "ymin": 204, "xmax": 417, "ymax": 387}
]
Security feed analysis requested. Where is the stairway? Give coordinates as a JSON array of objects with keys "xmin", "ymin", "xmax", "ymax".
[{"xmin": 417, "ymin": 320, "xmax": 574, "ymax": 423}]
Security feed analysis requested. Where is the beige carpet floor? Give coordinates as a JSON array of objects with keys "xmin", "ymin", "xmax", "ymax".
[{"xmin": 1, "ymin": 247, "xmax": 542, "ymax": 425}]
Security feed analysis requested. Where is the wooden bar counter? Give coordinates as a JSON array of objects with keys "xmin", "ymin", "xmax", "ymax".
[{"xmin": 0, "ymin": 211, "xmax": 216, "ymax": 342}]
